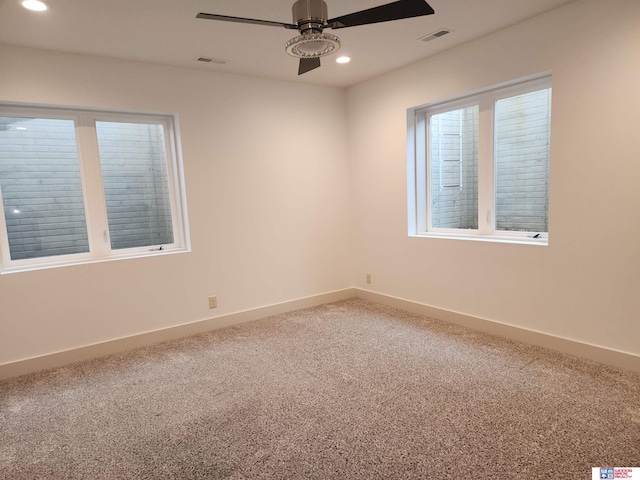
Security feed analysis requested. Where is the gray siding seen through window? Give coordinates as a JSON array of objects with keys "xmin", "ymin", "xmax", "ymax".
[
  {"xmin": 429, "ymin": 106, "xmax": 479, "ymax": 230},
  {"xmin": 495, "ymin": 89, "xmax": 551, "ymax": 233},
  {"xmin": 0, "ymin": 117, "xmax": 89, "ymax": 260},
  {"xmin": 96, "ymin": 121, "xmax": 174, "ymax": 250}
]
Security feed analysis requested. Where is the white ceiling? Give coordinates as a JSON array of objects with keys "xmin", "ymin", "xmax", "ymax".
[{"xmin": 0, "ymin": 0, "xmax": 577, "ymax": 88}]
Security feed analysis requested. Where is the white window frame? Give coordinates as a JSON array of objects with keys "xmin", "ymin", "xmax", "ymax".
[
  {"xmin": 408, "ymin": 74, "xmax": 551, "ymax": 245},
  {"xmin": 0, "ymin": 103, "xmax": 190, "ymax": 273}
]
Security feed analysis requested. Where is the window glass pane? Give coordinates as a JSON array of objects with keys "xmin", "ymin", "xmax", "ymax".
[
  {"xmin": 96, "ymin": 121, "xmax": 174, "ymax": 250},
  {"xmin": 429, "ymin": 106, "xmax": 479, "ymax": 229},
  {"xmin": 0, "ymin": 117, "xmax": 89, "ymax": 260},
  {"xmin": 495, "ymin": 88, "xmax": 551, "ymax": 233}
]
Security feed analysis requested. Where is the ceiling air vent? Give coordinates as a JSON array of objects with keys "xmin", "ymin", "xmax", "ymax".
[
  {"xmin": 195, "ymin": 56, "xmax": 227, "ymax": 65},
  {"xmin": 419, "ymin": 29, "xmax": 452, "ymax": 43}
]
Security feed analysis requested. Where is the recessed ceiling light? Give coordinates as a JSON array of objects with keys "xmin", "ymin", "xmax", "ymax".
[
  {"xmin": 336, "ymin": 56, "xmax": 351, "ymax": 64},
  {"xmin": 21, "ymin": 0, "xmax": 48, "ymax": 11},
  {"xmin": 15, "ymin": 126, "xmax": 27, "ymax": 130}
]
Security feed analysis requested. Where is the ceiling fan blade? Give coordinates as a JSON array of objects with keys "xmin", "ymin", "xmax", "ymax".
[
  {"xmin": 196, "ymin": 13, "xmax": 298, "ymax": 30},
  {"xmin": 299, "ymin": 57, "xmax": 321, "ymax": 75},
  {"xmin": 326, "ymin": 0, "xmax": 434, "ymax": 29}
]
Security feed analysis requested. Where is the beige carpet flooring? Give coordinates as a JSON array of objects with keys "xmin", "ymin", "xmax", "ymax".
[{"xmin": 1, "ymin": 299, "xmax": 639, "ymax": 479}]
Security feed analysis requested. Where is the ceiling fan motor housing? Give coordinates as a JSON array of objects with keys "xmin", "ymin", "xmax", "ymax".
[{"xmin": 292, "ymin": 0, "xmax": 328, "ymax": 33}]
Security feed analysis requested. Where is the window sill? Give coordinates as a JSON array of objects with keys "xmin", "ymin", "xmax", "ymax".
[
  {"xmin": 0, "ymin": 247, "xmax": 190, "ymax": 274},
  {"xmin": 410, "ymin": 232, "xmax": 548, "ymax": 246}
]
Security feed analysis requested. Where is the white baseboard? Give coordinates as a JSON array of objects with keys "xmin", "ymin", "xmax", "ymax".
[
  {"xmin": 0, "ymin": 288, "xmax": 356, "ymax": 381},
  {"xmin": 355, "ymin": 289, "xmax": 640, "ymax": 374},
  {"xmin": 3, "ymin": 287, "xmax": 638, "ymax": 380}
]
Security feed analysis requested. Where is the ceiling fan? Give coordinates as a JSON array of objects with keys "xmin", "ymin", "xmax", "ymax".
[{"xmin": 196, "ymin": 0, "xmax": 435, "ymax": 75}]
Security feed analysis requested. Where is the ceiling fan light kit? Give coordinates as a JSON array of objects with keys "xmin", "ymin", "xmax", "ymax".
[
  {"xmin": 197, "ymin": 0, "xmax": 434, "ymax": 75},
  {"xmin": 285, "ymin": 33, "xmax": 340, "ymax": 58}
]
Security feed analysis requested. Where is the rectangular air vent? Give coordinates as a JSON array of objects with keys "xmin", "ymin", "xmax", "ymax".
[
  {"xmin": 196, "ymin": 56, "xmax": 227, "ymax": 65},
  {"xmin": 419, "ymin": 29, "xmax": 452, "ymax": 43}
]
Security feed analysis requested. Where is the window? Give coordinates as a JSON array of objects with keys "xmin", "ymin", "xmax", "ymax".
[
  {"xmin": 409, "ymin": 75, "xmax": 551, "ymax": 244},
  {"xmin": 0, "ymin": 105, "xmax": 189, "ymax": 273}
]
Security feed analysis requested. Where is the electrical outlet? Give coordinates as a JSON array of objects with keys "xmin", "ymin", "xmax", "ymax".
[
  {"xmin": 366, "ymin": 273, "xmax": 372, "ymax": 284},
  {"xmin": 208, "ymin": 296, "xmax": 217, "ymax": 309}
]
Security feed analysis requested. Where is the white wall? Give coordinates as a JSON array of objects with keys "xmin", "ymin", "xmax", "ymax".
[
  {"xmin": 0, "ymin": 46, "xmax": 352, "ymax": 365},
  {"xmin": 347, "ymin": 0, "xmax": 640, "ymax": 356}
]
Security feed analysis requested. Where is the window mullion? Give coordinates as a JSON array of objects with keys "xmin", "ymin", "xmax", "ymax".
[
  {"xmin": 162, "ymin": 118, "xmax": 185, "ymax": 249},
  {"xmin": 76, "ymin": 115, "xmax": 110, "ymax": 256},
  {"xmin": 416, "ymin": 111, "xmax": 428, "ymax": 233},
  {"xmin": 477, "ymin": 97, "xmax": 495, "ymax": 235}
]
